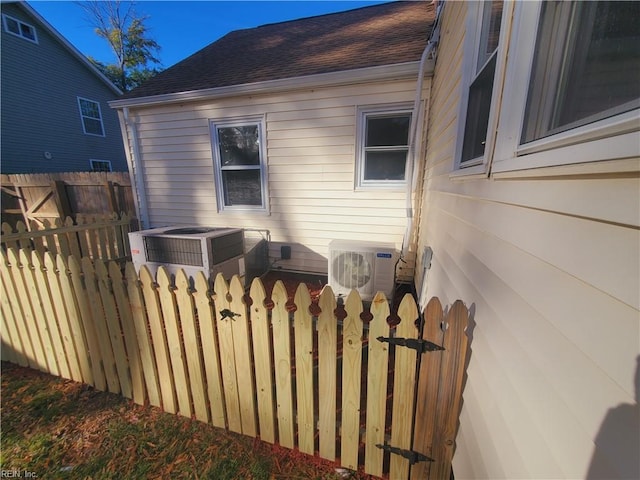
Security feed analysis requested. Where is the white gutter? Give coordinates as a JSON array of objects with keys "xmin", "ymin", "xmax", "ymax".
[
  {"xmin": 119, "ymin": 108, "xmax": 150, "ymax": 229},
  {"xmin": 402, "ymin": 1, "xmax": 443, "ymax": 258},
  {"xmin": 109, "ymin": 61, "xmax": 433, "ymax": 109}
]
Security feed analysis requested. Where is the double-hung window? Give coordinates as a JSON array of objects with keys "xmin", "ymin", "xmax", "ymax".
[
  {"xmin": 356, "ymin": 106, "xmax": 412, "ymax": 188},
  {"xmin": 492, "ymin": 1, "xmax": 640, "ymax": 173},
  {"xmin": 77, "ymin": 97, "xmax": 105, "ymax": 136},
  {"xmin": 454, "ymin": 1, "xmax": 504, "ymax": 173},
  {"xmin": 210, "ymin": 117, "xmax": 269, "ymax": 212},
  {"xmin": 2, "ymin": 14, "xmax": 37, "ymax": 43}
]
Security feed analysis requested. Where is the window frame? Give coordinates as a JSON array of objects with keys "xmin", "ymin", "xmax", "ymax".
[
  {"xmin": 77, "ymin": 97, "xmax": 106, "ymax": 137},
  {"xmin": 209, "ymin": 115, "xmax": 270, "ymax": 213},
  {"xmin": 90, "ymin": 159, "xmax": 112, "ymax": 172},
  {"xmin": 355, "ymin": 104, "xmax": 413, "ymax": 190},
  {"xmin": 492, "ymin": 1, "xmax": 640, "ymax": 174},
  {"xmin": 2, "ymin": 13, "xmax": 37, "ymax": 43},
  {"xmin": 452, "ymin": 1, "xmax": 510, "ymax": 177}
]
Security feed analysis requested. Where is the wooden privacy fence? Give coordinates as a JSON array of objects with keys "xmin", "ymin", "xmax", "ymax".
[
  {"xmin": 0, "ymin": 172, "xmax": 135, "ymax": 227},
  {"xmin": 0, "ymin": 213, "xmax": 135, "ymax": 265},
  {"xmin": 0, "ymin": 250, "xmax": 470, "ymax": 480}
]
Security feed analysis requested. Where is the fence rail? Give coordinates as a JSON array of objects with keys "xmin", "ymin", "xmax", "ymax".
[
  {"xmin": 0, "ymin": 249, "xmax": 470, "ymax": 479},
  {"xmin": 1, "ymin": 213, "xmax": 135, "ymax": 265}
]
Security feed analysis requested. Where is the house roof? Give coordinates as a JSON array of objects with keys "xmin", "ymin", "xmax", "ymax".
[
  {"xmin": 119, "ymin": 1, "xmax": 435, "ymax": 101},
  {"xmin": 12, "ymin": 1, "xmax": 122, "ymax": 95}
]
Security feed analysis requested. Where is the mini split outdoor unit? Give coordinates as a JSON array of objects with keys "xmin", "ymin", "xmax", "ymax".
[
  {"xmin": 129, "ymin": 226, "xmax": 245, "ymax": 282},
  {"xmin": 328, "ymin": 240, "xmax": 397, "ymax": 302}
]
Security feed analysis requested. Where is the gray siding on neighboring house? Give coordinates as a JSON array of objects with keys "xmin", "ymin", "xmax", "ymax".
[{"xmin": 0, "ymin": 2, "xmax": 126, "ymax": 173}]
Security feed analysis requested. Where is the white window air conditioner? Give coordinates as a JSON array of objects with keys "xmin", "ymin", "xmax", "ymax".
[
  {"xmin": 129, "ymin": 226, "xmax": 245, "ymax": 282},
  {"xmin": 328, "ymin": 240, "xmax": 397, "ymax": 302}
]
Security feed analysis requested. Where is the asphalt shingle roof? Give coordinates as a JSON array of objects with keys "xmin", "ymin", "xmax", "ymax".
[{"xmin": 121, "ymin": 1, "xmax": 435, "ymax": 100}]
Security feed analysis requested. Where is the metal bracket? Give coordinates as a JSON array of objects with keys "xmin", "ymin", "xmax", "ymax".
[
  {"xmin": 219, "ymin": 308, "xmax": 240, "ymax": 321},
  {"xmin": 376, "ymin": 443, "xmax": 434, "ymax": 465},
  {"xmin": 377, "ymin": 336, "xmax": 444, "ymax": 353}
]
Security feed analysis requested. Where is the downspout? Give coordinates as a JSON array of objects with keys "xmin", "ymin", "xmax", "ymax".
[
  {"xmin": 122, "ymin": 107, "xmax": 150, "ymax": 229},
  {"xmin": 401, "ymin": 1, "xmax": 443, "ymax": 259}
]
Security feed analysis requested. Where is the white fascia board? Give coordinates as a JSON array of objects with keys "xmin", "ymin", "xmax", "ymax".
[{"xmin": 108, "ymin": 60, "xmax": 434, "ymax": 109}]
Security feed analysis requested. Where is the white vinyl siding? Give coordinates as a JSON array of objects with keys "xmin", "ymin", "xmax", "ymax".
[
  {"xmin": 415, "ymin": 2, "xmax": 639, "ymax": 479},
  {"xmin": 122, "ymin": 78, "xmax": 429, "ymax": 280}
]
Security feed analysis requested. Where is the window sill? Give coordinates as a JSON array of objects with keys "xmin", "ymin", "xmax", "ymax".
[
  {"xmin": 492, "ymin": 157, "xmax": 639, "ymax": 180},
  {"xmin": 493, "ymin": 130, "xmax": 639, "ymax": 175},
  {"xmin": 449, "ymin": 162, "xmax": 489, "ymax": 180}
]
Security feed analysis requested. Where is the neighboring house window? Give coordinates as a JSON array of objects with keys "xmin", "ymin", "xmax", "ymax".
[
  {"xmin": 210, "ymin": 117, "xmax": 269, "ymax": 212},
  {"xmin": 2, "ymin": 14, "xmax": 37, "ymax": 43},
  {"xmin": 90, "ymin": 159, "xmax": 112, "ymax": 172},
  {"xmin": 492, "ymin": 0, "xmax": 640, "ymax": 173},
  {"xmin": 77, "ymin": 97, "xmax": 105, "ymax": 136},
  {"xmin": 454, "ymin": 1, "xmax": 504, "ymax": 173},
  {"xmin": 356, "ymin": 106, "xmax": 412, "ymax": 188}
]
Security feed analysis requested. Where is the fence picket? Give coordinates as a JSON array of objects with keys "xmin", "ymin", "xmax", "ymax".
[
  {"xmin": 125, "ymin": 263, "xmax": 161, "ymax": 407},
  {"xmin": 389, "ymin": 294, "xmax": 420, "ymax": 480},
  {"xmin": 0, "ymin": 314, "xmax": 17, "ymax": 363},
  {"xmin": 293, "ymin": 282, "xmax": 314, "ymax": 455},
  {"xmin": 271, "ymin": 280, "xmax": 294, "ymax": 448},
  {"xmin": 429, "ymin": 301, "xmax": 470, "ymax": 480},
  {"xmin": 95, "ymin": 261, "xmax": 132, "ymax": 398},
  {"xmin": 175, "ymin": 269, "xmax": 209, "ymax": 423},
  {"xmin": 214, "ymin": 273, "xmax": 242, "ymax": 433},
  {"xmin": 64, "ymin": 217, "xmax": 83, "ymax": 260},
  {"xmin": 45, "ymin": 252, "xmax": 83, "ymax": 382},
  {"xmin": 0, "ymin": 256, "xmax": 28, "ymax": 367},
  {"xmin": 29, "ymin": 221, "xmax": 45, "ymax": 255},
  {"xmin": 249, "ymin": 277, "xmax": 276, "ymax": 443},
  {"xmin": 109, "ymin": 261, "xmax": 145, "ymax": 405},
  {"xmin": 140, "ymin": 265, "xmax": 176, "ymax": 413},
  {"xmin": 317, "ymin": 284, "xmax": 338, "ymax": 461},
  {"xmin": 364, "ymin": 292, "xmax": 391, "ymax": 477},
  {"xmin": 411, "ymin": 297, "xmax": 445, "ymax": 480},
  {"xmin": 82, "ymin": 258, "xmax": 120, "ymax": 394},
  {"xmin": 341, "ymin": 289, "xmax": 364, "ymax": 470},
  {"xmin": 229, "ymin": 275, "xmax": 258, "ymax": 437},
  {"xmin": 1, "ymin": 250, "xmax": 37, "ymax": 368},
  {"xmin": 157, "ymin": 267, "xmax": 192, "ymax": 418},
  {"xmin": 194, "ymin": 272, "xmax": 226, "ymax": 429},
  {"xmin": 56, "ymin": 255, "xmax": 92, "ymax": 384},
  {"xmin": 16, "ymin": 249, "xmax": 55, "ymax": 374},
  {"xmin": 1, "ymin": 223, "xmax": 18, "ymax": 249},
  {"xmin": 68, "ymin": 256, "xmax": 106, "ymax": 390}
]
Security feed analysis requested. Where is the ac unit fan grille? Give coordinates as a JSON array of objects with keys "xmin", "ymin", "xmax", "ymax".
[
  {"xmin": 144, "ymin": 237, "xmax": 203, "ymax": 266},
  {"xmin": 332, "ymin": 251, "xmax": 372, "ymax": 289}
]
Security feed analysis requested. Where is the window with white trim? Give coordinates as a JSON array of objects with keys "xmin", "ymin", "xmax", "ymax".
[
  {"xmin": 77, "ymin": 97, "xmax": 105, "ymax": 136},
  {"xmin": 210, "ymin": 117, "xmax": 269, "ymax": 212},
  {"xmin": 2, "ymin": 14, "xmax": 37, "ymax": 43},
  {"xmin": 522, "ymin": 1, "xmax": 640, "ymax": 143},
  {"xmin": 356, "ymin": 106, "xmax": 411, "ymax": 188},
  {"xmin": 454, "ymin": 1, "xmax": 503, "ymax": 172},
  {"xmin": 90, "ymin": 159, "xmax": 112, "ymax": 172},
  {"xmin": 492, "ymin": 1, "xmax": 640, "ymax": 173}
]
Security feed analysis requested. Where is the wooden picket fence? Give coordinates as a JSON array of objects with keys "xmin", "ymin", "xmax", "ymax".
[
  {"xmin": 0, "ymin": 213, "xmax": 135, "ymax": 265},
  {"xmin": 0, "ymin": 249, "xmax": 470, "ymax": 480}
]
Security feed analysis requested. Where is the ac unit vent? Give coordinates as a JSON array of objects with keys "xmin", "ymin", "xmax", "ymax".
[
  {"xmin": 129, "ymin": 226, "xmax": 245, "ymax": 282},
  {"xmin": 144, "ymin": 236, "xmax": 203, "ymax": 266},
  {"xmin": 328, "ymin": 240, "xmax": 397, "ymax": 301}
]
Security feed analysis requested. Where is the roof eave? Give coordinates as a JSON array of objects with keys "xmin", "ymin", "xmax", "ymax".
[{"xmin": 109, "ymin": 60, "xmax": 434, "ymax": 109}]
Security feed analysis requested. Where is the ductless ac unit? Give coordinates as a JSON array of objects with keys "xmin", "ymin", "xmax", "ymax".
[
  {"xmin": 328, "ymin": 240, "xmax": 397, "ymax": 302},
  {"xmin": 129, "ymin": 226, "xmax": 245, "ymax": 282}
]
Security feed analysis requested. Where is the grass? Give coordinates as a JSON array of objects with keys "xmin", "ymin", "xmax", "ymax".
[{"xmin": 1, "ymin": 362, "xmax": 371, "ymax": 479}]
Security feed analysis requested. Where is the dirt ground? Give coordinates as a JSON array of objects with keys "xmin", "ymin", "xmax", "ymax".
[{"xmin": 0, "ymin": 362, "xmax": 375, "ymax": 479}]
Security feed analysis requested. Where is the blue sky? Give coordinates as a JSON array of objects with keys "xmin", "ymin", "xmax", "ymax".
[{"xmin": 29, "ymin": 1, "xmax": 389, "ymax": 68}]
